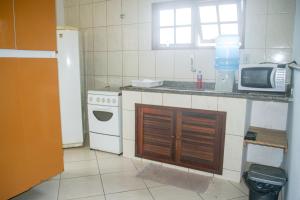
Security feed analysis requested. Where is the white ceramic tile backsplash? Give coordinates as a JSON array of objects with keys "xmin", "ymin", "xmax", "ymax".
[
  {"xmin": 64, "ymin": 0, "xmax": 295, "ymax": 88},
  {"xmin": 108, "ymin": 51, "xmax": 123, "ymax": 76},
  {"xmin": 107, "ymin": 26, "xmax": 122, "ymax": 51},
  {"xmin": 93, "ymin": 27, "xmax": 107, "ymax": 51},
  {"xmin": 123, "ymin": 51, "xmax": 139, "ymax": 76}
]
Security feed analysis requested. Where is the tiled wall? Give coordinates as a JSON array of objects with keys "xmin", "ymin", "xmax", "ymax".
[{"xmin": 64, "ymin": 0, "xmax": 296, "ymax": 89}]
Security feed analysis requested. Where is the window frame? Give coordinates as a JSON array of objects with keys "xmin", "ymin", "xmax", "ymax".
[{"xmin": 152, "ymin": 0, "xmax": 245, "ymax": 50}]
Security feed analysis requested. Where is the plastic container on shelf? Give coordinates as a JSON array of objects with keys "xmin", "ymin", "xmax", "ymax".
[{"xmin": 215, "ymin": 35, "xmax": 240, "ymax": 71}]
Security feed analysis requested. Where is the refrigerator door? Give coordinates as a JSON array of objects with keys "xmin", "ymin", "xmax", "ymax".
[{"xmin": 56, "ymin": 29, "xmax": 83, "ymax": 147}]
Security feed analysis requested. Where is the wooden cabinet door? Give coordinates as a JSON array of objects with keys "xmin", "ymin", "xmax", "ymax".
[
  {"xmin": 14, "ymin": 0, "xmax": 57, "ymax": 50},
  {"xmin": 0, "ymin": 0, "xmax": 15, "ymax": 49},
  {"xmin": 136, "ymin": 104, "xmax": 176, "ymax": 162},
  {"xmin": 176, "ymin": 109, "xmax": 226, "ymax": 174},
  {"xmin": 0, "ymin": 58, "xmax": 63, "ymax": 200}
]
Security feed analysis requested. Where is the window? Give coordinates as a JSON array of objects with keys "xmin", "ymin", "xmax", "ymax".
[{"xmin": 152, "ymin": 0, "xmax": 244, "ymax": 49}]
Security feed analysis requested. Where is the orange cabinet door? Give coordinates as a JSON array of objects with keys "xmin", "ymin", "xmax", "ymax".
[
  {"xmin": 14, "ymin": 0, "xmax": 57, "ymax": 51},
  {"xmin": 0, "ymin": 58, "xmax": 63, "ymax": 200},
  {"xmin": 0, "ymin": 0, "xmax": 15, "ymax": 49}
]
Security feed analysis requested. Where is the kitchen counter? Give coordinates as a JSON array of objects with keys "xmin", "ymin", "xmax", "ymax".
[{"xmin": 121, "ymin": 81, "xmax": 292, "ymax": 102}]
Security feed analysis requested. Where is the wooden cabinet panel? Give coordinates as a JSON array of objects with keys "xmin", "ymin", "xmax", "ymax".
[
  {"xmin": 136, "ymin": 105, "xmax": 176, "ymax": 162},
  {"xmin": 0, "ymin": 0, "xmax": 15, "ymax": 49},
  {"xmin": 136, "ymin": 104, "xmax": 226, "ymax": 174},
  {"xmin": 0, "ymin": 58, "xmax": 63, "ymax": 200},
  {"xmin": 176, "ymin": 109, "xmax": 226, "ymax": 174},
  {"xmin": 14, "ymin": 0, "xmax": 57, "ymax": 50}
]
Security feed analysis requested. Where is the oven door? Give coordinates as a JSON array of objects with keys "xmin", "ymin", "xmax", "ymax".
[
  {"xmin": 88, "ymin": 104, "xmax": 120, "ymax": 136},
  {"xmin": 240, "ymin": 67, "xmax": 275, "ymax": 88}
]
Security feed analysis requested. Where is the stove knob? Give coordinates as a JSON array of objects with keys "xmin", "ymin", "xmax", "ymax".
[
  {"xmin": 96, "ymin": 97, "xmax": 100, "ymax": 103},
  {"xmin": 102, "ymin": 98, "xmax": 105, "ymax": 103},
  {"xmin": 107, "ymin": 98, "xmax": 111, "ymax": 103}
]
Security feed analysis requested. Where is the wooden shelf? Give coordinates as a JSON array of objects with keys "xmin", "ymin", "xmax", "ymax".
[{"xmin": 244, "ymin": 126, "xmax": 288, "ymax": 152}]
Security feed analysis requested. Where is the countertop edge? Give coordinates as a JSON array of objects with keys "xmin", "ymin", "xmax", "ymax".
[{"xmin": 121, "ymin": 86, "xmax": 292, "ymax": 103}]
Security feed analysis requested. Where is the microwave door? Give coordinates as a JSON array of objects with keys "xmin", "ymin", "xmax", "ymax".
[
  {"xmin": 241, "ymin": 67, "xmax": 273, "ymax": 88},
  {"xmin": 270, "ymin": 69, "xmax": 276, "ymax": 88}
]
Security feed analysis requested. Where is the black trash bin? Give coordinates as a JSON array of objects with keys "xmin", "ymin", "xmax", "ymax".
[{"xmin": 243, "ymin": 164, "xmax": 287, "ymax": 200}]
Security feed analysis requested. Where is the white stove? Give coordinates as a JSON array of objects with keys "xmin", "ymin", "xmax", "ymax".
[{"xmin": 87, "ymin": 89, "xmax": 122, "ymax": 154}]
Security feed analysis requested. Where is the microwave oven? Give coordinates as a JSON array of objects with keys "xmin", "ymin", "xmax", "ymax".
[{"xmin": 238, "ymin": 64, "xmax": 291, "ymax": 92}]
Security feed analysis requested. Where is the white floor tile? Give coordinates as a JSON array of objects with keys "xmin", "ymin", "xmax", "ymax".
[
  {"xmin": 12, "ymin": 180, "xmax": 59, "ymax": 200},
  {"xmin": 106, "ymin": 189, "xmax": 153, "ymax": 200},
  {"xmin": 98, "ymin": 157, "xmax": 136, "ymax": 174},
  {"xmin": 61, "ymin": 160, "xmax": 99, "ymax": 179},
  {"xmin": 64, "ymin": 148, "xmax": 96, "ymax": 162},
  {"xmin": 230, "ymin": 179, "xmax": 249, "ymax": 195},
  {"xmin": 199, "ymin": 178, "xmax": 245, "ymax": 200},
  {"xmin": 231, "ymin": 197, "xmax": 248, "ymax": 200},
  {"xmin": 95, "ymin": 150, "xmax": 121, "ymax": 160},
  {"xmin": 58, "ymin": 175, "xmax": 104, "ymax": 200},
  {"xmin": 75, "ymin": 195, "xmax": 106, "ymax": 200},
  {"xmin": 149, "ymin": 185, "xmax": 201, "ymax": 200},
  {"xmin": 101, "ymin": 171, "xmax": 147, "ymax": 194}
]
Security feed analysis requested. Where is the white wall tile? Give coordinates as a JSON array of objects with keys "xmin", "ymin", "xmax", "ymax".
[
  {"xmin": 64, "ymin": 0, "xmax": 79, "ymax": 7},
  {"xmin": 80, "ymin": 3, "xmax": 93, "ymax": 28},
  {"xmin": 138, "ymin": 0, "xmax": 152, "ymax": 23},
  {"xmin": 223, "ymin": 135, "xmax": 244, "ymax": 172},
  {"xmin": 94, "ymin": 27, "xmax": 107, "ymax": 51},
  {"xmin": 218, "ymin": 97, "xmax": 248, "ymax": 136},
  {"xmin": 251, "ymin": 101, "xmax": 288, "ymax": 130},
  {"xmin": 240, "ymin": 49, "xmax": 266, "ymax": 64},
  {"xmin": 139, "ymin": 51, "xmax": 156, "ymax": 78},
  {"xmin": 174, "ymin": 50, "xmax": 194, "ymax": 79},
  {"xmin": 94, "ymin": 52, "xmax": 107, "ymax": 76},
  {"xmin": 194, "ymin": 49, "xmax": 215, "ymax": 81},
  {"xmin": 107, "ymin": 26, "xmax": 122, "ymax": 51},
  {"xmin": 64, "ymin": 5, "xmax": 79, "ymax": 27},
  {"xmin": 142, "ymin": 92, "xmax": 163, "ymax": 105},
  {"xmin": 79, "ymin": 0, "xmax": 93, "ymax": 5},
  {"xmin": 246, "ymin": 0, "xmax": 267, "ymax": 14},
  {"xmin": 94, "ymin": 76, "xmax": 107, "ymax": 88},
  {"xmin": 123, "ymin": 139, "xmax": 135, "ymax": 158},
  {"xmin": 122, "ymin": 110, "xmax": 135, "ymax": 140},
  {"xmin": 108, "ymin": 51, "xmax": 122, "ymax": 76},
  {"xmin": 266, "ymin": 48, "xmax": 292, "ymax": 63},
  {"xmin": 156, "ymin": 51, "xmax": 174, "ymax": 78},
  {"xmin": 266, "ymin": 14, "xmax": 294, "ymax": 48},
  {"xmin": 123, "ymin": 24, "xmax": 139, "ymax": 50},
  {"xmin": 163, "ymin": 94, "xmax": 191, "ymax": 108},
  {"xmin": 107, "ymin": 76, "xmax": 123, "ymax": 87},
  {"xmin": 123, "ymin": 76, "xmax": 137, "ymax": 86},
  {"xmin": 247, "ymin": 144, "xmax": 284, "ymax": 167},
  {"xmin": 107, "ymin": 0, "xmax": 122, "ymax": 25},
  {"xmin": 93, "ymin": 1, "xmax": 106, "ymax": 27},
  {"xmin": 82, "ymin": 28, "xmax": 93, "ymax": 51},
  {"xmin": 122, "ymin": 0, "xmax": 138, "ymax": 24},
  {"xmin": 245, "ymin": 14, "xmax": 267, "ymax": 48},
  {"xmin": 191, "ymin": 96, "xmax": 218, "ymax": 110},
  {"xmin": 84, "ymin": 52, "xmax": 94, "ymax": 75},
  {"xmin": 267, "ymin": 0, "xmax": 296, "ymax": 14},
  {"xmin": 86, "ymin": 75, "xmax": 95, "ymax": 89},
  {"xmin": 123, "ymin": 51, "xmax": 139, "ymax": 76},
  {"xmin": 122, "ymin": 91, "xmax": 142, "ymax": 110},
  {"xmin": 214, "ymin": 169, "xmax": 242, "ymax": 183},
  {"xmin": 139, "ymin": 23, "xmax": 152, "ymax": 50}
]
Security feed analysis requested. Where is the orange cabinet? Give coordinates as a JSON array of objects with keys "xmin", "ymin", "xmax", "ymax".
[
  {"xmin": 0, "ymin": 0, "xmax": 15, "ymax": 49},
  {"xmin": 0, "ymin": 58, "xmax": 63, "ymax": 200},
  {"xmin": 14, "ymin": 0, "xmax": 57, "ymax": 50}
]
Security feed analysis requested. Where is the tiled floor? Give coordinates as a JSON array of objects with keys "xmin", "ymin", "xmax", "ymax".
[{"xmin": 12, "ymin": 147, "xmax": 250, "ymax": 200}]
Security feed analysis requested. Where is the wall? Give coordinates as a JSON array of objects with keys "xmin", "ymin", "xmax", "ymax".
[
  {"xmin": 56, "ymin": 0, "xmax": 65, "ymax": 26},
  {"xmin": 63, "ymin": 0, "xmax": 296, "ymax": 89},
  {"xmin": 286, "ymin": 0, "xmax": 300, "ymax": 199}
]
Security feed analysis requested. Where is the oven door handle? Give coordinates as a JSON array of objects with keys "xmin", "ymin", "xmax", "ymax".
[{"xmin": 270, "ymin": 68, "xmax": 276, "ymax": 88}]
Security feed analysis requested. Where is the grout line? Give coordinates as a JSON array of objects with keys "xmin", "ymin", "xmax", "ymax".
[
  {"xmin": 95, "ymin": 151, "xmax": 107, "ymax": 200},
  {"xmin": 228, "ymin": 181, "xmax": 249, "ymax": 196},
  {"xmin": 57, "ymin": 175, "xmax": 61, "ymax": 200}
]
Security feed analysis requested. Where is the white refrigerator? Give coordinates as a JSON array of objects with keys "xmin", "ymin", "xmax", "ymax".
[{"xmin": 56, "ymin": 27, "xmax": 83, "ymax": 148}]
